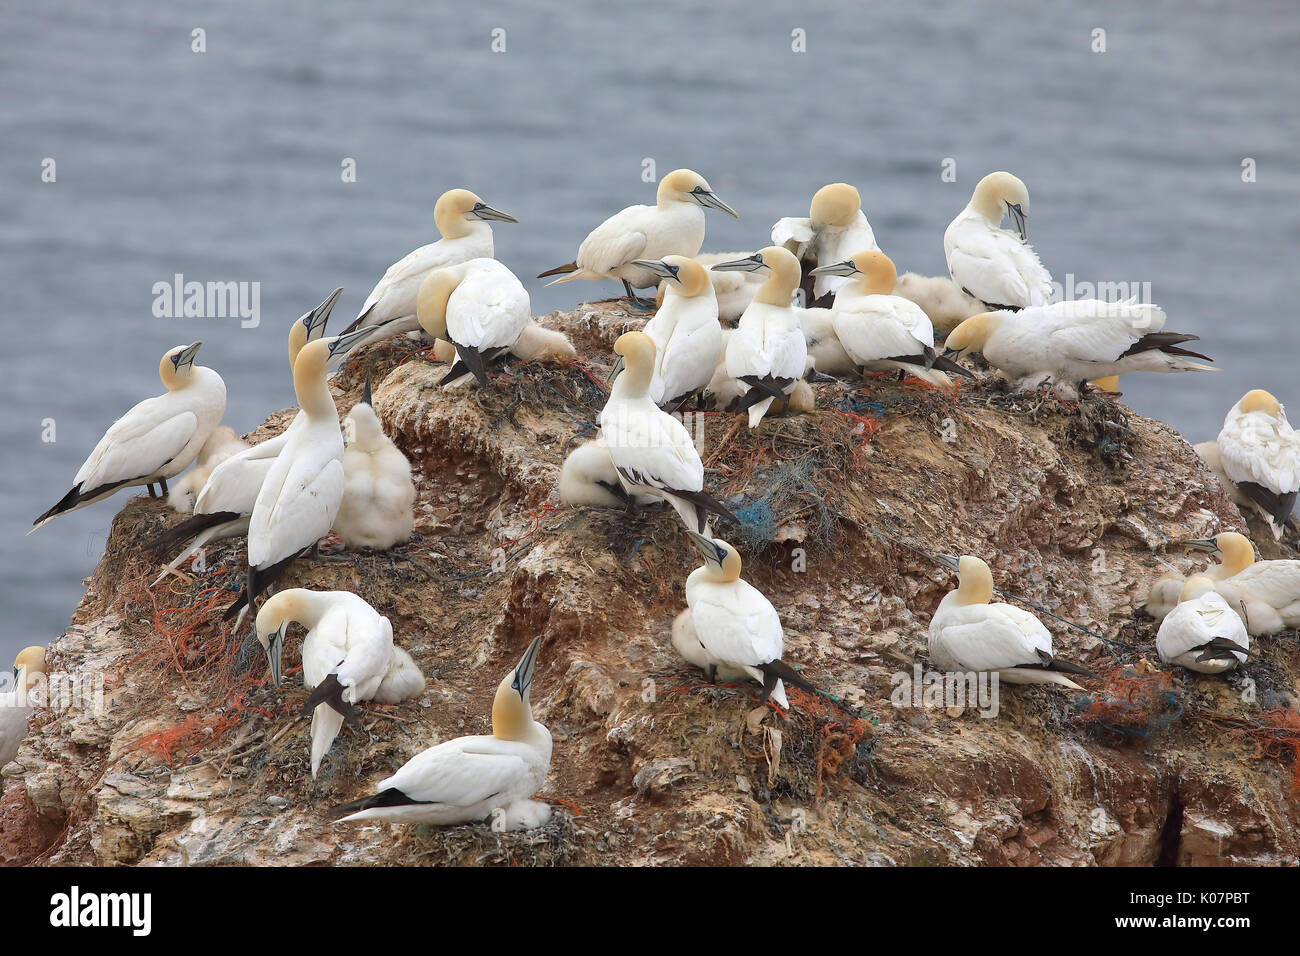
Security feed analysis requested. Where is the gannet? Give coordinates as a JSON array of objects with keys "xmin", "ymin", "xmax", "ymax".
[
  {"xmin": 929, "ymin": 556, "xmax": 1099, "ymax": 689},
  {"xmin": 147, "ymin": 290, "xmax": 340, "ymax": 582},
  {"xmin": 256, "ymin": 588, "xmax": 425, "ymax": 778},
  {"xmin": 891, "ymin": 272, "xmax": 983, "ymax": 336},
  {"xmin": 167, "ymin": 426, "xmax": 248, "ymax": 514},
  {"xmin": 798, "ymin": 308, "xmax": 856, "ymax": 377},
  {"xmin": 944, "ymin": 171, "xmax": 1053, "ymax": 311},
  {"xmin": 335, "ymin": 372, "xmax": 415, "ymax": 551},
  {"xmin": 697, "ymin": 252, "xmax": 765, "ymax": 323},
  {"xmin": 558, "ymin": 436, "xmax": 659, "ymax": 509},
  {"xmin": 1185, "ymin": 532, "xmax": 1300, "ymax": 636},
  {"xmin": 430, "ymin": 320, "xmax": 577, "ymax": 370},
  {"xmin": 684, "ymin": 532, "xmax": 814, "ymax": 709},
  {"xmin": 1156, "ymin": 577, "xmax": 1250, "ymax": 674},
  {"xmin": 414, "ymin": 258, "xmax": 529, "ymax": 388},
  {"xmin": 0, "ymin": 646, "xmax": 45, "ymax": 778},
  {"xmin": 334, "ymin": 636, "xmax": 552, "ymax": 830},
  {"xmin": 715, "ymin": 247, "xmax": 809, "ymax": 427},
  {"xmin": 538, "ymin": 169, "xmax": 738, "ymax": 309},
  {"xmin": 670, "ymin": 608, "xmax": 756, "ymax": 684},
  {"xmin": 225, "ymin": 328, "xmax": 374, "ymax": 622},
  {"xmin": 813, "ymin": 250, "xmax": 970, "ymax": 388},
  {"xmin": 344, "ymin": 188, "xmax": 516, "ymax": 339},
  {"xmin": 1215, "ymin": 389, "xmax": 1300, "ymax": 536},
  {"xmin": 599, "ymin": 331, "xmax": 735, "ymax": 533},
  {"xmin": 945, "ymin": 299, "xmax": 1216, "ymax": 397},
  {"xmin": 771, "ymin": 182, "xmax": 878, "ymax": 305},
  {"xmin": 32, "ymin": 342, "xmax": 227, "ymax": 532},
  {"xmin": 626, "ymin": 255, "xmax": 722, "ymax": 409}
]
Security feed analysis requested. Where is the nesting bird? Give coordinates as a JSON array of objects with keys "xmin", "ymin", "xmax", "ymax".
[
  {"xmin": 812, "ymin": 250, "xmax": 969, "ymax": 388},
  {"xmin": 716, "ymin": 246, "xmax": 809, "ymax": 427},
  {"xmin": 345, "ymin": 188, "xmax": 517, "ymax": 340},
  {"xmin": 334, "ymin": 636, "xmax": 552, "ymax": 830},
  {"xmin": 167, "ymin": 426, "xmax": 248, "ymax": 514},
  {"xmin": 32, "ymin": 341, "xmax": 227, "ymax": 532},
  {"xmin": 557, "ymin": 436, "xmax": 660, "ymax": 509},
  {"xmin": 1215, "ymin": 389, "xmax": 1300, "ymax": 536},
  {"xmin": 945, "ymin": 299, "xmax": 1215, "ymax": 397},
  {"xmin": 415, "ymin": 258, "xmax": 530, "ymax": 387},
  {"xmin": 929, "ymin": 556, "xmax": 1098, "ymax": 689},
  {"xmin": 891, "ymin": 272, "xmax": 983, "ymax": 336},
  {"xmin": 631, "ymin": 255, "xmax": 722, "ymax": 409},
  {"xmin": 1156, "ymin": 577, "xmax": 1250, "ymax": 674},
  {"xmin": 944, "ymin": 171, "xmax": 1053, "ymax": 311},
  {"xmin": 335, "ymin": 372, "xmax": 416, "ymax": 551},
  {"xmin": 600, "ymin": 331, "xmax": 735, "ymax": 533},
  {"xmin": 538, "ymin": 169, "xmax": 738, "ymax": 309},
  {"xmin": 797, "ymin": 307, "xmax": 856, "ymax": 377},
  {"xmin": 255, "ymin": 588, "xmax": 425, "ymax": 778},
  {"xmin": 771, "ymin": 182, "xmax": 878, "ymax": 306},
  {"xmin": 1185, "ymin": 532, "xmax": 1300, "ymax": 636},
  {"xmin": 0, "ymin": 646, "xmax": 46, "ymax": 782}
]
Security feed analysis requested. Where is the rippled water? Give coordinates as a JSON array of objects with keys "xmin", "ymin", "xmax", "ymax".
[{"xmin": 2, "ymin": 0, "xmax": 1298, "ymax": 661}]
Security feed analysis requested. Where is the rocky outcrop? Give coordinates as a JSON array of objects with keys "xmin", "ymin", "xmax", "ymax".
[{"xmin": 3, "ymin": 302, "xmax": 1298, "ymax": 867}]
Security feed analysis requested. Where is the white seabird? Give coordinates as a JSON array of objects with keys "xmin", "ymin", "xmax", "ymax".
[
  {"xmin": 167, "ymin": 426, "xmax": 248, "ymax": 514},
  {"xmin": 798, "ymin": 307, "xmax": 856, "ymax": 377},
  {"xmin": 415, "ymin": 258, "xmax": 530, "ymax": 388},
  {"xmin": 1185, "ymin": 532, "xmax": 1300, "ymax": 636},
  {"xmin": 696, "ymin": 251, "xmax": 766, "ymax": 323},
  {"xmin": 334, "ymin": 636, "xmax": 552, "ymax": 830},
  {"xmin": 670, "ymin": 608, "xmax": 752, "ymax": 683},
  {"xmin": 335, "ymin": 372, "xmax": 416, "ymax": 551},
  {"xmin": 0, "ymin": 646, "xmax": 46, "ymax": 782},
  {"xmin": 627, "ymin": 255, "xmax": 722, "ymax": 410},
  {"xmin": 600, "ymin": 331, "xmax": 736, "ymax": 534},
  {"xmin": 1215, "ymin": 389, "xmax": 1300, "ymax": 536},
  {"xmin": 771, "ymin": 182, "xmax": 878, "ymax": 305},
  {"xmin": 538, "ymin": 169, "xmax": 738, "ymax": 309},
  {"xmin": 1156, "ymin": 576, "xmax": 1250, "ymax": 674},
  {"xmin": 929, "ymin": 555, "xmax": 1099, "ymax": 689},
  {"xmin": 344, "ymin": 188, "xmax": 516, "ymax": 339},
  {"xmin": 945, "ymin": 299, "xmax": 1216, "ymax": 397},
  {"xmin": 256, "ymin": 588, "xmax": 425, "ymax": 778},
  {"xmin": 891, "ymin": 272, "xmax": 984, "ymax": 336},
  {"xmin": 32, "ymin": 341, "xmax": 227, "ymax": 532},
  {"xmin": 557, "ymin": 435, "xmax": 659, "ymax": 510},
  {"xmin": 944, "ymin": 171, "xmax": 1053, "ymax": 311},
  {"xmin": 714, "ymin": 246, "xmax": 809, "ymax": 427}
]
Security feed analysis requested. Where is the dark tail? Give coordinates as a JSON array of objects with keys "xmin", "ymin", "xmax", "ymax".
[
  {"xmin": 222, "ymin": 551, "xmax": 304, "ymax": 621},
  {"xmin": 1121, "ymin": 332, "xmax": 1213, "ymax": 363},
  {"xmin": 1238, "ymin": 481, "xmax": 1297, "ymax": 527},
  {"xmin": 760, "ymin": 658, "xmax": 819, "ymax": 695},
  {"xmin": 1194, "ymin": 637, "xmax": 1251, "ymax": 664},
  {"xmin": 331, "ymin": 786, "xmax": 426, "ymax": 819},
  {"xmin": 302, "ymin": 674, "xmax": 363, "ymax": 726},
  {"xmin": 1025, "ymin": 649, "xmax": 1102, "ymax": 681},
  {"xmin": 441, "ymin": 344, "xmax": 488, "ymax": 387},
  {"xmin": 34, "ymin": 475, "xmax": 136, "ymax": 527},
  {"xmin": 672, "ymin": 488, "xmax": 738, "ymax": 531},
  {"xmin": 537, "ymin": 261, "xmax": 577, "ymax": 279},
  {"xmin": 145, "ymin": 510, "xmax": 241, "ymax": 553}
]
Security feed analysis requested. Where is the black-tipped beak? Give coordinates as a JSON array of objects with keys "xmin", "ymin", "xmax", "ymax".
[
  {"xmin": 934, "ymin": 553, "xmax": 961, "ymax": 572},
  {"xmin": 691, "ymin": 186, "xmax": 739, "ymax": 219},
  {"xmin": 264, "ymin": 626, "xmax": 285, "ymax": 687},
  {"xmin": 305, "ymin": 287, "xmax": 344, "ymax": 340},
  {"xmin": 607, "ymin": 354, "xmax": 626, "ymax": 384},
  {"xmin": 171, "ymin": 341, "xmax": 203, "ymax": 370},
  {"xmin": 510, "ymin": 636, "xmax": 543, "ymax": 699},
  {"xmin": 328, "ymin": 326, "xmax": 375, "ymax": 358},
  {"xmin": 471, "ymin": 202, "xmax": 518, "ymax": 224},
  {"xmin": 809, "ymin": 259, "xmax": 859, "ymax": 278},
  {"xmin": 1006, "ymin": 202, "xmax": 1027, "ymax": 241},
  {"xmin": 631, "ymin": 259, "xmax": 680, "ymax": 281},
  {"xmin": 710, "ymin": 252, "xmax": 765, "ymax": 274}
]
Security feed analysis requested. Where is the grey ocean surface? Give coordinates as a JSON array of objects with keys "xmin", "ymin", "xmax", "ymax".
[{"xmin": 1, "ymin": 1, "xmax": 1298, "ymax": 664}]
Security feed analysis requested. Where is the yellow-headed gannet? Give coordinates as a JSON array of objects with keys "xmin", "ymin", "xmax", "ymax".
[
  {"xmin": 256, "ymin": 588, "xmax": 425, "ymax": 778},
  {"xmin": 335, "ymin": 372, "xmax": 415, "ymax": 551},
  {"xmin": 415, "ymin": 258, "xmax": 529, "ymax": 388},
  {"xmin": 0, "ymin": 646, "xmax": 46, "ymax": 779},
  {"xmin": 147, "ymin": 290, "xmax": 341, "ymax": 582},
  {"xmin": 558, "ymin": 436, "xmax": 659, "ymax": 509},
  {"xmin": 32, "ymin": 342, "xmax": 226, "ymax": 532},
  {"xmin": 1156, "ymin": 577, "xmax": 1250, "ymax": 674},
  {"xmin": 167, "ymin": 426, "xmax": 248, "ymax": 514},
  {"xmin": 225, "ymin": 328, "xmax": 374, "ymax": 622},
  {"xmin": 344, "ymin": 189, "xmax": 516, "ymax": 339},
  {"xmin": 771, "ymin": 182, "xmax": 878, "ymax": 305},
  {"xmin": 813, "ymin": 250, "xmax": 971, "ymax": 388},
  {"xmin": 944, "ymin": 171, "xmax": 1053, "ymax": 311},
  {"xmin": 715, "ymin": 246, "xmax": 808, "ymax": 427},
  {"xmin": 1215, "ymin": 389, "xmax": 1300, "ymax": 536},
  {"xmin": 891, "ymin": 272, "xmax": 984, "ymax": 336},
  {"xmin": 1185, "ymin": 532, "xmax": 1300, "ymax": 636},
  {"xmin": 627, "ymin": 255, "xmax": 722, "ymax": 410},
  {"xmin": 538, "ymin": 169, "xmax": 738, "ymax": 310},
  {"xmin": 334, "ymin": 636, "xmax": 552, "ymax": 830},
  {"xmin": 929, "ymin": 556, "xmax": 1099, "ymax": 689},
  {"xmin": 684, "ymin": 532, "xmax": 814, "ymax": 708},
  {"xmin": 945, "ymin": 299, "xmax": 1215, "ymax": 398},
  {"xmin": 696, "ymin": 251, "xmax": 766, "ymax": 323},
  {"xmin": 599, "ymin": 331, "xmax": 736, "ymax": 533}
]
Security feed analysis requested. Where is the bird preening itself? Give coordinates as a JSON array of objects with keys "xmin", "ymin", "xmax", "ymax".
[
  {"xmin": 771, "ymin": 181, "xmax": 878, "ymax": 307},
  {"xmin": 415, "ymin": 258, "xmax": 530, "ymax": 388},
  {"xmin": 944, "ymin": 171, "xmax": 1053, "ymax": 312},
  {"xmin": 1215, "ymin": 389, "xmax": 1300, "ymax": 536}
]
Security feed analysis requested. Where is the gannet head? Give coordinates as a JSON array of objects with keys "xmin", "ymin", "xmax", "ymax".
[
  {"xmin": 686, "ymin": 531, "xmax": 742, "ymax": 582},
  {"xmin": 970, "ymin": 171, "xmax": 1031, "ymax": 239},
  {"xmin": 953, "ymin": 555, "xmax": 994, "ymax": 606},
  {"xmin": 1240, "ymin": 389, "xmax": 1283, "ymax": 419},
  {"xmin": 630, "ymin": 255, "xmax": 711, "ymax": 297},
  {"xmin": 158, "ymin": 342, "xmax": 203, "ymax": 389},
  {"xmin": 13, "ymin": 645, "xmax": 46, "ymax": 692},
  {"xmin": 657, "ymin": 169, "xmax": 738, "ymax": 218},
  {"xmin": 434, "ymin": 188, "xmax": 517, "ymax": 239},
  {"xmin": 810, "ymin": 249, "xmax": 896, "ymax": 294},
  {"xmin": 711, "ymin": 246, "xmax": 800, "ymax": 306},
  {"xmin": 809, "ymin": 182, "xmax": 862, "ymax": 228},
  {"xmin": 254, "ymin": 589, "xmax": 313, "ymax": 687},
  {"xmin": 289, "ymin": 287, "xmax": 343, "ymax": 368},
  {"xmin": 609, "ymin": 330, "xmax": 657, "ymax": 389},
  {"xmin": 492, "ymin": 636, "xmax": 544, "ymax": 742},
  {"xmin": 1179, "ymin": 576, "xmax": 1217, "ymax": 603},
  {"xmin": 944, "ymin": 312, "xmax": 999, "ymax": 354}
]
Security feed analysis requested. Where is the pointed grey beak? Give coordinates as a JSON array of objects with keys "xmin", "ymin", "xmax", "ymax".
[
  {"xmin": 607, "ymin": 354, "xmax": 626, "ymax": 384},
  {"xmin": 171, "ymin": 341, "xmax": 203, "ymax": 370},
  {"xmin": 631, "ymin": 259, "xmax": 680, "ymax": 281},
  {"xmin": 361, "ymin": 368, "xmax": 373, "ymax": 406},
  {"xmin": 809, "ymin": 259, "xmax": 859, "ymax": 278},
  {"xmin": 686, "ymin": 530, "xmax": 727, "ymax": 566},
  {"xmin": 691, "ymin": 186, "xmax": 739, "ymax": 219},
  {"xmin": 303, "ymin": 287, "xmax": 344, "ymax": 341},
  {"xmin": 710, "ymin": 252, "xmax": 766, "ymax": 274},
  {"xmin": 265, "ymin": 626, "xmax": 285, "ymax": 687},
  {"xmin": 933, "ymin": 553, "xmax": 961, "ymax": 572},
  {"xmin": 327, "ymin": 326, "xmax": 375, "ymax": 358},
  {"xmin": 1006, "ymin": 202, "xmax": 1027, "ymax": 241},
  {"xmin": 510, "ymin": 636, "xmax": 543, "ymax": 699},
  {"xmin": 471, "ymin": 202, "xmax": 518, "ymax": 224},
  {"xmin": 1181, "ymin": 538, "xmax": 1220, "ymax": 553}
]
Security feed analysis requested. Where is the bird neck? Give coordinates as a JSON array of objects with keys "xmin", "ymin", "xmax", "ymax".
[
  {"xmin": 955, "ymin": 569, "xmax": 993, "ymax": 605},
  {"xmin": 1219, "ymin": 541, "xmax": 1255, "ymax": 577},
  {"xmin": 969, "ymin": 190, "xmax": 1005, "ymax": 226},
  {"xmin": 491, "ymin": 681, "xmax": 534, "ymax": 742},
  {"xmin": 611, "ymin": 357, "xmax": 653, "ymax": 399},
  {"xmin": 416, "ymin": 273, "xmax": 458, "ymax": 341},
  {"xmin": 753, "ymin": 268, "xmax": 799, "ymax": 307},
  {"xmin": 293, "ymin": 348, "xmax": 337, "ymax": 420}
]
